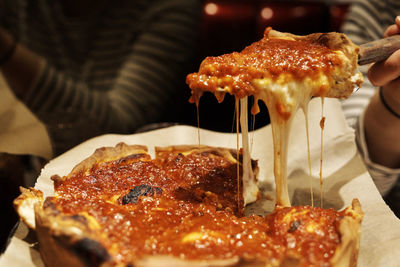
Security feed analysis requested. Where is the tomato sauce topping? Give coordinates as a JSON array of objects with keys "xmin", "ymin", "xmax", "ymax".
[
  {"xmin": 51, "ymin": 151, "xmax": 346, "ymax": 266},
  {"xmin": 186, "ymin": 32, "xmax": 342, "ymax": 104}
]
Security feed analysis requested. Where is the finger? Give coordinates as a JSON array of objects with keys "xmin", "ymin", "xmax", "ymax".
[
  {"xmin": 384, "ymin": 24, "xmax": 400, "ymax": 38},
  {"xmin": 368, "ymin": 49, "xmax": 400, "ymax": 86}
]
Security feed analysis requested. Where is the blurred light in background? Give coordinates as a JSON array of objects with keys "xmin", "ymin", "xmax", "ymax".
[
  {"xmin": 260, "ymin": 7, "xmax": 273, "ymax": 20},
  {"xmin": 256, "ymin": 3, "xmax": 327, "ymax": 36},
  {"xmin": 204, "ymin": 2, "xmax": 218, "ymax": 16}
]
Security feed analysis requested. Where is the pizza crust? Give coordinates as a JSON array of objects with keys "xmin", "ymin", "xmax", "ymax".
[
  {"xmin": 68, "ymin": 143, "xmax": 149, "ymax": 176},
  {"xmin": 155, "ymin": 145, "xmax": 239, "ymax": 163},
  {"xmin": 34, "ymin": 202, "xmax": 112, "ymax": 267},
  {"xmin": 330, "ymin": 199, "xmax": 364, "ymax": 267},
  {"xmin": 266, "ymin": 29, "xmax": 363, "ymax": 99},
  {"xmin": 13, "ymin": 187, "xmax": 43, "ymax": 229}
]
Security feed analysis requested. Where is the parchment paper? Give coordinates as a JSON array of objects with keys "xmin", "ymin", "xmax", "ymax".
[{"xmin": 1, "ymin": 98, "xmax": 399, "ymax": 266}]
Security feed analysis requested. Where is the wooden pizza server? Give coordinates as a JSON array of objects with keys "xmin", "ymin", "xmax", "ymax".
[{"xmin": 358, "ymin": 34, "xmax": 400, "ymax": 65}]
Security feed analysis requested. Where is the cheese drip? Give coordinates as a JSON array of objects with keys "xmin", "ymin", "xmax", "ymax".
[
  {"xmin": 239, "ymin": 97, "xmax": 258, "ymax": 205},
  {"xmin": 302, "ymin": 104, "xmax": 314, "ymax": 207},
  {"xmin": 235, "ymin": 98, "xmax": 241, "ymax": 212},
  {"xmin": 253, "ymin": 76, "xmax": 319, "ymax": 207},
  {"xmin": 319, "ymin": 98, "xmax": 325, "ymax": 207},
  {"xmin": 193, "ymin": 76, "xmax": 330, "ymax": 208},
  {"xmin": 196, "ymin": 103, "xmax": 201, "ymax": 147}
]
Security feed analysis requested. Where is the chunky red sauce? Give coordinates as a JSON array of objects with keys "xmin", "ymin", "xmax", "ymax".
[
  {"xmin": 186, "ymin": 30, "xmax": 341, "ymax": 104},
  {"xmin": 49, "ymin": 150, "xmax": 347, "ymax": 266}
]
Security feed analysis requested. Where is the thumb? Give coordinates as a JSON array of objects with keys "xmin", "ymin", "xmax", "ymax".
[{"xmin": 396, "ymin": 16, "xmax": 400, "ymax": 28}]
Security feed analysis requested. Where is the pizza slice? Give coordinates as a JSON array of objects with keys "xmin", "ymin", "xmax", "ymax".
[
  {"xmin": 187, "ymin": 27, "xmax": 362, "ymax": 107},
  {"xmin": 186, "ymin": 28, "xmax": 363, "ymax": 207}
]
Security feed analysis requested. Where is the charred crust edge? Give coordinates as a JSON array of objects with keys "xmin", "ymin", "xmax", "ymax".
[{"xmin": 69, "ymin": 237, "xmax": 111, "ymax": 266}]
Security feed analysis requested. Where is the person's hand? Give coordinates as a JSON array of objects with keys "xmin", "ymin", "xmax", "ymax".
[
  {"xmin": 362, "ymin": 16, "xmax": 400, "ymax": 169},
  {"xmin": 367, "ymin": 16, "xmax": 400, "ymax": 115}
]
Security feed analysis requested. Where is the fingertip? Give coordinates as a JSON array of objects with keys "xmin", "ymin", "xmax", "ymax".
[
  {"xmin": 384, "ymin": 18, "xmax": 400, "ymax": 37},
  {"xmin": 367, "ymin": 49, "xmax": 400, "ymax": 87},
  {"xmin": 395, "ymin": 16, "xmax": 400, "ymax": 33},
  {"xmin": 396, "ymin": 16, "xmax": 400, "ymax": 25}
]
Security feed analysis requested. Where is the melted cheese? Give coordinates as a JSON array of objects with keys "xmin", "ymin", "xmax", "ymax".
[
  {"xmin": 239, "ymin": 97, "xmax": 258, "ymax": 205},
  {"xmin": 319, "ymin": 99, "xmax": 325, "ymax": 207},
  {"xmin": 302, "ymin": 105, "xmax": 314, "ymax": 206},
  {"xmin": 252, "ymin": 76, "xmax": 324, "ymax": 206}
]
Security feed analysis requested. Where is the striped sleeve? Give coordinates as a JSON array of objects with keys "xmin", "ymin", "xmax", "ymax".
[
  {"xmin": 340, "ymin": 0, "xmax": 395, "ymax": 128},
  {"xmin": 340, "ymin": 0, "xmax": 386, "ymax": 128},
  {"xmin": 104, "ymin": 0, "xmax": 201, "ymax": 132},
  {"xmin": 340, "ymin": 0, "xmax": 400, "ymax": 194},
  {"xmin": 24, "ymin": 0, "xmax": 200, "ymax": 137},
  {"xmin": 355, "ymin": 111, "xmax": 400, "ymax": 196}
]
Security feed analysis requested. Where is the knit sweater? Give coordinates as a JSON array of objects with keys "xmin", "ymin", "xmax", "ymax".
[{"xmin": 0, "ymin": 0, "xmax": 200, "ymax": 155}]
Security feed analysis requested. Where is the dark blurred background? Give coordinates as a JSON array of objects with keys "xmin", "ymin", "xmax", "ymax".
[{"xmin": 181, "ymin": 0, "xmax": 352, "ymax": 132}]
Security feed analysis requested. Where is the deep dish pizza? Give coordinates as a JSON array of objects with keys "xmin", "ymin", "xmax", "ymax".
[
  {"xmin": 15, "ymin": 143, "xmax": 363, "ymax": 267},
  {"xmin": 14, "ymin": 28, "xmax": 364, "ymax": 266}
]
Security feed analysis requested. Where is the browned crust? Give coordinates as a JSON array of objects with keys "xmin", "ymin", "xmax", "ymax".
[
  {"xmin": 155, "ymin": 145, "xmax": 239, "ymax": 163},
  {"xmin": 331, "ymin": 199, "xmax": 364, "ymax": 267},
  {"xmin": 155, "ymin": 144, "xmax": 258, "ymax": 167},
  {"xmin": 267, "ymin": 29, "xmax": 360, "ymax": 62},
  {"xmin": 34, "ymin": 200, "xmax": 113, "ymax": 267},
  {"xmin": 69, "ymin": 142, "xmax": 149, "ymax": 175},
  {"xmin": 13, "ymin": 187, "xmax": 43, "ymax": 229},
  {"xmin": 267, "ymin": 29, "xmax": 363, "ymax": 98}
]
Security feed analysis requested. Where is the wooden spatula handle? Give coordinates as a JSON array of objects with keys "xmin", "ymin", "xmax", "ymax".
[{"xmin": 358, "ymin": 35, "xmax": 400, "ymax": 65}]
